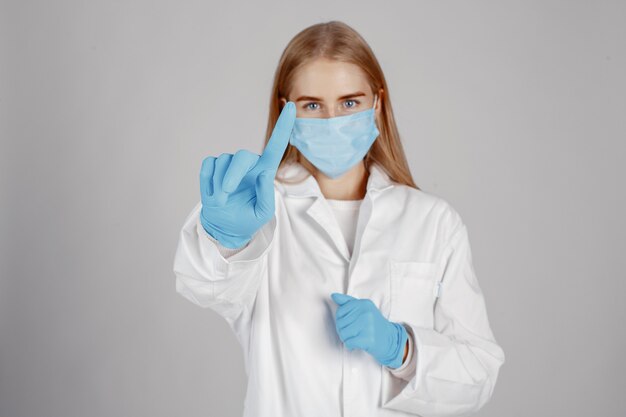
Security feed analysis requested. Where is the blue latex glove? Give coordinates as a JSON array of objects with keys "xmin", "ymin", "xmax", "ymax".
[
  {"xmin": 199, "ymin": 102, "xmax": 297, "ymax": 249},
  {"xmin": 331, "ymin": 293, "xmax": 408, "ymax": 369}
]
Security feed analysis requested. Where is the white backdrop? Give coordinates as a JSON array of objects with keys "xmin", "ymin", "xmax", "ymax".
[{"xmin": 1, "ymin": 1, "xmax": 625, "ymax": 416}]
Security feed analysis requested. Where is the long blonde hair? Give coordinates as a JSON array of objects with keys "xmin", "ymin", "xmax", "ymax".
[{"xmin": 264, "ymin": 20, "xmax": 419, "ymax": 190}]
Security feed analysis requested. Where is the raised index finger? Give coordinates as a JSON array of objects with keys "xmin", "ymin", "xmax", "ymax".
[{"xmin": 257, "ymin": 101, "xmax": 296, "ymax": 171}]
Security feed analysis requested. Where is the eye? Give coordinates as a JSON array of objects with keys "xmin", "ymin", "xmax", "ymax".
[
  {"xmin": 304, "ymin": 102, "xmax": 320, "ymax": 111},
  {"xmin": 344, "ymin": 99, "xmax": 360, "ymax": 109}
]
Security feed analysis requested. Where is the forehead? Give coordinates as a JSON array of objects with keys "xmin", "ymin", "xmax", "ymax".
[{"xmin": 290, "ymin": 58, "xmax": 371, "ymax": 98}]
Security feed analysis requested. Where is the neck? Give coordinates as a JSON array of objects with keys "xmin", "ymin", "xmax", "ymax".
[{"xmin": 302, "ymin": 159, "xmax": 368, "ymax": 200}]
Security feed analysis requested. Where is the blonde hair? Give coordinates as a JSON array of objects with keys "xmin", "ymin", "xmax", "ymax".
[{"xmin": 264, "ymin": 20, "xmax": 419, "ymax": 190}]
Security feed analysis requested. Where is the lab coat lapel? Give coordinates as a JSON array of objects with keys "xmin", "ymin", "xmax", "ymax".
[
  {"xmin": 306, "ymin": 198, "xmax": 352, "ymax": 262},
  {"xmin": 276, "ymin": 161, "xmax": 396, "ymax": 264},
  {"xmin": 347, "ymin": 164, "xmax": 395, "ymax": 271}
]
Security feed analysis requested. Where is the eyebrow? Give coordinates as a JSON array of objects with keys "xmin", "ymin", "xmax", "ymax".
[{"xmin": 294, "ymin": 91, "xmax": 367, "ymax": 102}]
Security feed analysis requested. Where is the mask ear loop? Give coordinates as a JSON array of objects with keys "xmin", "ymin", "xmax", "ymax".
[{"xmin": 372, "ymin": 93, "xmax": 378, "ymax": 110}]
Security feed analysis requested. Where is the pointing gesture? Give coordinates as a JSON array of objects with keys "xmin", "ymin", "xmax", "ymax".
[
  {"xmin": 256, "ymin": 102, "xmax": 297, "ymax": 172},
  {"xmin": 199, "ymin": 102, "xmax": 296, "ymax": 249}
]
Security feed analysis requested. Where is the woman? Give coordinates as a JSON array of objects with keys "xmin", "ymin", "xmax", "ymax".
[{"xmin": 174, "ymin": 21, "xmax": 505, "ymax": 417}]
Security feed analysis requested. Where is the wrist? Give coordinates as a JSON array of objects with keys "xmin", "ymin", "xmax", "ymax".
[
  {"xmin": 200, "ymin": 215, "xmax": 251, "ymax": 249},
  {"xmin": 383, "ymin": 322, "xmax": 408, "ymax": 369},
  {"xmin": 403, "ymin": 336, "xmax": 409, "ymax": 363}
]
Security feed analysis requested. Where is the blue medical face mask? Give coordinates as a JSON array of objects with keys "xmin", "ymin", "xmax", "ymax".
[{"xmin": 289, "ymin": 94, "xmax": 380, "ymax": 179}]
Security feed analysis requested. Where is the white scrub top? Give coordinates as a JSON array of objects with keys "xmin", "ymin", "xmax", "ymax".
[
  {"xmin": 173, "ymin": 160, "xmax": 505, "ymax": 417},
  {"xmin": 326, "ymin": 198, "xmax": 361, "ymax": 256}
]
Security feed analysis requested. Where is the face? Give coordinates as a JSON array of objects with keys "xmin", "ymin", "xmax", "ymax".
[{"xmin": 280, "ymin": 57, "xmax": 381, "ymax": 119}]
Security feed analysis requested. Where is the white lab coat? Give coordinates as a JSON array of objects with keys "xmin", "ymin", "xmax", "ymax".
[{"xmin": 173, "ymin": 161, "xmax": 505, "ymax": 417}]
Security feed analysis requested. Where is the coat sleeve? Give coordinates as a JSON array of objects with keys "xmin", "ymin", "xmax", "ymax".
[
  {"xmin": 173, "ymin": 201, "xmax": 276, "ymax": 326},
  {"xmin": 381, "ymin": 209, "xmax": 506, "ymax": 416}
]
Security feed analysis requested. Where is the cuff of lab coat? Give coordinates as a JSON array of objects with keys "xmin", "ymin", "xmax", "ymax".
[
  {"xmin": 202, "ymin": 228, "xmax": 250, "ymax": 258},
  {"xmin": 386, "ymin": 324, "xmax": 417, "ymax": 381}
]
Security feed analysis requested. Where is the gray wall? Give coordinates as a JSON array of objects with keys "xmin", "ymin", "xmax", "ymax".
[{"xmin": 1, "ymin": 1, "xmax": 624, "ymax": 416}]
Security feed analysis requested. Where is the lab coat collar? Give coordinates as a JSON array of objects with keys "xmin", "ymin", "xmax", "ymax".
[
  {"xmin": 276, "ymin": 160, "xmax": 396, "ymax": 198},
  {"xmin": 275, "ymin": 161, "xmax": 396, "ymax": 264}
]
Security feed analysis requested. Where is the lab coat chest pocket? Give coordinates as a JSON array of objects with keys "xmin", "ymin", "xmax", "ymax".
[{"xmin": 388, "ymin": 260, "xmax": 440, "ymax": 329}]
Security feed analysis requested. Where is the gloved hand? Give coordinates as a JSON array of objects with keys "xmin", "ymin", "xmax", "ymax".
[
  {"xmin": 331, "ymin": 293, "xmax": 408, "ymax": 369},
  {"xmin": 199, "ymin": 102, "xmax": 296, "ymax": 249}
]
